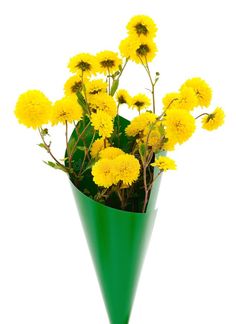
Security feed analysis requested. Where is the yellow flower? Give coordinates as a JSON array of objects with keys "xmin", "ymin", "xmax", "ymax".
[
  {"xmin": 126, "ymin": 15, "xmax": 158, "ymax": 39},
  {"xmin": 96, "ymin": 51, "xmax": 122, "ymax": 74},
  {"xmin": 142, "ymin": 125, "xmax": 161, "ymax": 151},
  {"xmin": 163, "ymin": 136, "xmax": 177, "ymax": 151},
  {"xmin": 178, "ymin": 86, "xmax": 198, "ymax": 111},
  {"xmin": 131, "ymin": 94, "xmax": 151, "ymax": 111},
  {"xmin": 90, "ymin": 138, "xmax": 110, "ymax": 159},
  {"xmin": 99, "ymin": 147, "xmax": 125, "ymax": 160},
  {"xmin": 89, "ymin": 93, "xmax": 117, "ymax": 118},
  {"xmin": 64, "ymin": 75, "xmax": 84, "ymax": 96},
  {"xmin": 181, "ymin": 77, "xmax": 212, "ymax": 107},
  {"xmin": 162, "ymin": 92, "xmax": 180, "ymax": 110},
  {"xmin": 125, "ymin": 112, "xmax": 157, "ymax": 137},
  {"xmin": 51, "ymin": 96, "xmax": 83, "ymax": 125},
  {"xmin": 68, "ymin": 53, "xmax": 98, "ymax": 76},
  {"xmin": 165, "ymin": 109, "xmax": 196, "ymax": 144},
  {"xmin": 130, "ymin": 39, "xmax": 157, "ymax": 64},
  {"xmin": 116, "ymin": 89, "xmax": 132, "ymax": 105},
  {"xmin": 91, "ymin": 111, "xmax": 114, "ymax": 138},
  {"xmin": 119, "ymin": 36, "xmax": 140, "ymax": 59},
  {"xmin": 85, "ymin": 79, "xmax": 107, "ymax": 95},
  {"xmin": 92, "ymin": 159, "xmax": 116, "ymax": 188},
  {"xmin": 113, "ymin": 154, "xmax": 140, "ymax": 186},
  {"xmin": 15, "ymin": 90, "xmax": 52, "ymax": 129},
  {"xmin": 151, "ymin": 156, "xmax": 176, "ymax": 171},
  {"xmin": 202, "ymin": 107, "xmax": 225, "ymax": 131}
]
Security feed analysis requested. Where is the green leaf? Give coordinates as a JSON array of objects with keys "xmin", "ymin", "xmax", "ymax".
[
  {"xmin": 76, "ymin": 90, "xmax": 87, "ymax": 110},
  {"xmin": 43, "ymin": 161, "xmax": 67, "ymax": 172},
  {"xmin": 139, "ymin": 143, "xmax": 147, "ymax": 157},
  {"xmin": 41, "ymin": 128, "xmax": 49, "ymax": 136},
  {"xmin": 37, "ymin": 143, "xmax": 47, "ymax": 150},
  {"xmin": 77, "ymin": 146, "xmax": 87, "ymax": 151},
  {"xmin": 158, "ymin": 124, "xmax": 165, "ymax": 136},
  {"xmin": 110, "ymin": 79, "xmax": 119, "ymax": 96}
]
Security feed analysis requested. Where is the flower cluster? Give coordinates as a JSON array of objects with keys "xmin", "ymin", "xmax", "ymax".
[{"xmin": 14, "ymin": 15, "xmax": 225, "ymax": 212}]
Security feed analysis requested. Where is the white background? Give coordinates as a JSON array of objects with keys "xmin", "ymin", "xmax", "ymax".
[{"xmin": 0, "ymin": 0, "xmax": 236, "ymax": 323}]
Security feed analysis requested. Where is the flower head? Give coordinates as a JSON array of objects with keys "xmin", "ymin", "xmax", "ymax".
[
  {"xmin": 202, "ymin": 107, "xmax": 225, "ymax": 131},
  {"xmin": 131, "ymin": 94, "xmax": 151, "ymax": 111},
  {"xmin": 130, "ymin": 39, "xmax": 157, "ymax": 64},
  {"xmin": 165, "ymin": 109, "xmax": 196, "ymax": 144},
  {"xmin": 15, "ymin": 90, "xmax": 52, "ymax": 129},
  {"xmin": 162, "ymin": 92, "xmax": 180, "ymax": 110},
  {"xmin": 151, "ymin": 156, "xmax": 176, "ymax": 171},
  {"xmin": 89, "ymin": 93, "xmax": 117, "ymax": 118},
  {"xmin": 99, "ymin": 147, "xmax": 125, "ymax": 160},
  {"xmin": 68, "ymin": 53, "xmax": 97, "ymax": 76},
  {"xmin": 163, "ymin": 87, "xmax": 198, "ymax": 111},
  {"xmin": 142, "ymin": 125, "xmax": 162, "ymax": 151},
  {"xmin": 92, "ymin": 159, "xmax": 116, "ymax": 188},
  {"xmin": 127, "ymin": 15, "xmax": 157, "ymax": 39},
  {"xmin": 113, "ymin": 154, "xmax": 140, "ymax": 186},
  {"xmin": 90, "ymin": 138, "xmax": 110, "ymax": 159},
  {"xmin": 119, "ymin": 36, "xmax": 140, "ymax": 59},
  {"xmin": 116, "ymin": 89, "xmax": 132, "ymax": 105},
  {"xmin": 181, "ymin": 77, "xmax": 212, "ymax": 107},
  {"xmin": 125, "ymin": 112, "xmax": 157, "ymax": 137},
  {"xmin": 96, "ymin": 51, "xmax": 122, "ymax": 74},
  {"xmin": 51, "ymin": 96, "xmax": 83, "ymax": 125},
  {"xmin": 86, "ymin": 79, "xmax": 107, "ymax": 95},
  {"xmin": 64, "ymin": 75, "xmax": 84, "ymax": 96},
  {"xmin": 91, "ymin": 111, "xmax": 114, "ymax": 138}
]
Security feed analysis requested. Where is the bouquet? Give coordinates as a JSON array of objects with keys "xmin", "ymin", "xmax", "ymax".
[{"xmin": 14, "ymin": 15, "xmax": 225, "ymax": 323}]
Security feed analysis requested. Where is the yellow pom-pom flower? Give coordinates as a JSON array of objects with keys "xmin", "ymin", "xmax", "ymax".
[
  {"xmin": 130, "ymin": 39, "xmax": 158, "ymax": 64},
  {"xmin": 151, "ymin": 156, "xmax": 176, "ymax": 171},
  {"xmin": 99, "ymin": 147, "xmax": 125, "ymax": 160},
  {"xmin": 163, "ymin": 136, "xmax": 177, "ymax": 151},
  {"xmin": 15, "ymin": 90, "xmax": 52, "ymax": 129},
  {"xmin": 68, "ymin": 53, "xmax": 98, "ymax": 76},
  {"xmin": 113, "ymin": 154, "xmax": 140, "ymax": 186},
  {"xmin": 86, "ymin": 79, "xmax": 107, "ymax": 95},
  {"xmin": 96, "ymin": 51, "xmax": 122, "ymax": 74},
  {"xmin": 125, "ymin": 112, "xmax": 157, "ymax": 137},
  {"xmin": 51, "ymin": 96, "xmax": 83, "ymax": 125},
  {"xmin": 165, "ymin": 109, "xmax": 196, "ymax": 144},
  {"xmin": 142, "ymin": 125, "xmax": 161, "ymax": 151},
  {"xmin": 91, "ymin": 110, "xmax": 114, "ymax": 138},
  {"xmin": 131, "ymin": 94, "xmax": 151, "ymax": 112},
  {"xmin": 92, "ymin": 158, "xmax": 116, "ymax": 188},
  {"xmin": 64, "ymin": 75, "xmax": 84, "ymax": 96},
  {"xmin": 162, "ymin": 92, "xmax": 180, "ymax": 110},
  {"xmin": 201, "ymin": 107, "xmax": 225, "ymax": 131},
  {"xmin": 163, "ymin": 87, "xmax": 198, "ymax": 111},
  {"xmin": 116, "ymin": 89, "xmax": 132, "ymax": 106},
  {"xmin": 126, "ymin": 15, "xmax": 158, "ymax": 39},
  {"xmin": 181, "ymin": 77, "xmax": 212, "ymax": 107},
  {"xmin": 89, "ymin": 93, "xmax": 117, "ymax": 118},
  {"xmin": 90, "ymin": 138, "xmax": 110, "ymax": 159},
  {"xmin": 119, "ymin": 36, "xmax": 140, "ymax": 59}
]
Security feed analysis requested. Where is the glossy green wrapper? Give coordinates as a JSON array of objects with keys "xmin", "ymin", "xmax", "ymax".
[{"xmin": 67, "ymin": 116, "xmax": 164, "ymax": 324}]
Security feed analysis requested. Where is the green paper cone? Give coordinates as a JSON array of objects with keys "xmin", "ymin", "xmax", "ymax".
[{"xmin": 66, "ymin": 115, "xmax": 164, "ymax": 323}]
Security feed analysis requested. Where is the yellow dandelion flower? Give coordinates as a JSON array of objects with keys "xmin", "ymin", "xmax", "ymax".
[
  {"xmin": 116, "ymin": 89, "xmax": 132, "ymax": 106},
  {"xmin": 99, "ymin": 147, "xmax": 125, "ymax": 160},
  {"xmin": 125, "ymin": 112, "xmax": 157, "ymax": 137},
  {"xmin": 89, "ymin": 93, "xmax": 117, "ymax": 118},
  {"xmin": 51, "ymin": 96, "xmax": 83, "ymax": 125},
  {"xmin": 151, "ymin": 156, "xmax": 176, "ymax": 171},
  {"xmin": 15, "ymin": 90, "xmax": 52, "ymax": 129},
  {"xmin": 129, "ymin": 39, "xmax": 157, "ymax": 64},
  {"xmin": 64, "ymin": 75, "xmax": 84, "ymax": 96},
  {"xmin": 119, "ymin": 36, "xmax": 140, "ymax": 59},
  {"xmin": 85, "ymin": 79, "xmax": 107, "ymax": 95},
  {"xmin": 126, "ymin": 15, "xmax": 158, "ymax": 39},
  {"xmin": 178, "ymin": 86, "xmax": 198, "ymax": 111},
  {"xmin": 181, "ymin": 77, "xmax": 212, "ymax": 107},
  {"xmin": 68, "ymin": 53, "xmax": 98, "ymax": 76},
  {"xmin": 92, "ymin": 159, "xmax": 116, "ymax": 188},
  {"xmin": 91, "ymin": 110, "xmax": 114, "ymax": 138},
  {"xmin": 162, "ymin": 92, "xmax": 180, "ymax": 110},
  {"xmin": 165, "ymin": 109, "xmax": 196, "ymax": 144},
  {"xmin": 202, "ymin": 107, "xmax": 225, "ymax": 131},
  {"xmin": 96, "ymin": 51, "xmax": 122, "ymax": 74},
  {"xmin": 113, "ymin": 154, "xmax": 140, "ymax": 186},
  {"xmin": 90, "ymin": 138, "xmax": 110, "ymax": 159},
  {"xmin": 131, "ymin": 94, "xmax": 151, "ymax": 111}
]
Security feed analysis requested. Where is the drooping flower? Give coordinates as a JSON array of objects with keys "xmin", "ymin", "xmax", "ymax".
[
  {"xmin": 201, "ymin": 107, "xmax": 225, "ymax": 131},
  {"xmin": 181, "ymin": 77, "xmax": 212, "ymax": 107},
  {"xmin": 131, "ymin": 94, "xmax": 151, "ymax": 111},
  {"xmin": 90, "ymin": 138, "xmax": 110, "ymax": 159},
  {"xmin": 68, "ymin": 53, "xmax": 98, "ymax": 76},
  {"xmin": 165, "ymin": 109, "xmax": 196, "ymax": 144},
  {"xmin": 86, "ymin": 79, "xmax": 107, "ymax": 95},
  {"xmin": 15, "ymin": 90, "xmax": 52, "ymax": 129},
  {"xmin": 51, "ymin": 96, "xmax": 83, "ymax": 125},
  {"xmin": 99, "ymin": 147, "xmax": 125, "ymax": 160},
  {"xmin": 126, "ymin": 15, "xmax": 158, "ymax": 39},
  {"xmin": 151, "ymin": 156, "xmax": 176, "ymax": 171},
  {"xmin": 116, "ymin": 89, "xmax": 132, "ymax": 106},
  {"xmin": 96, "ymin": 51, "xmax": 122, "ymax": 74},
  {"xmin": 113, "ymin": 154, "xmax": 140, "ymax": 186},
  {"xmin": 91, "ymin": 110, "xmax": 114, "ymax": 138},
  {"xmin": 92, "ymin": 159, "xmax": 116, "ymax": 188},
  {"xmin": 88, "ymin": 93, "xmax": 117, "ymax": 118},
  {"xmin": 125, "ymin": 112, "xmax": 157, "ymax": 137},
  {"xmin": 64, "ymin": 75, "xmax": 84, "ymax": 96}
]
